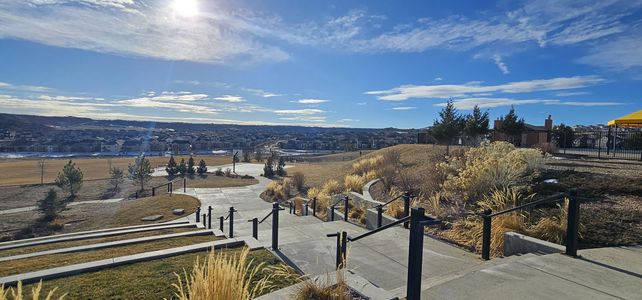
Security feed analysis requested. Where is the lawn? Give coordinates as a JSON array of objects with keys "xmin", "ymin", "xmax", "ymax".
[
  {"xmin": 0, "ymin": 234, "xmax": 221, "ymax": 277},
  {"xmin": 22, "ymin": 248, "xmax": 299, "ymax": 300},
  {"xmin": 0, "ymin": 155, "xmax": 232, "ymax": 186}
]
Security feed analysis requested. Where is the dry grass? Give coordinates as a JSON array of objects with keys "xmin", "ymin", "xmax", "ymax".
[
  {"xmin": 343, "ymin": 175, "xmax": 365, "ymax": 194},
  {"xmin": 1, "ymin": 281, "xmax": 66, "ymax": 300},
  {"xmin": 184, "ymin": 176, "xmax": 258, "ymax": 189},
  {"xmin": 287, "ymin": 161, "xmax": 351, "ymax": 189},
  {"xmin": 0, "ymin": 155, "xmax": 231, "ymax": 186},
  {"xmin": 0, "ymin": 234, "xmax": 220, "ymax": 277},
  {"xmin": 172, "ymin": 247, "xmax": 301, "ymax": 300},
  {"xmin": 292, "ymin": 270, "xmax": 351, "ymax": 300},
  {"xmin": 110, "ymin": 194, "xmax": 199, "ymax": 227}
]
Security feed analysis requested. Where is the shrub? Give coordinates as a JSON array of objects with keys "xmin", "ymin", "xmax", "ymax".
[
  {"xmin": 292, "ymin": 172, "xmax": 305, "ymax": 191},
  {"xmin": 37, "ymin": 188, "xmax": 65, "ymax": 222},
  {"xmin": 282, "ymin": 178, "xmax": 292, "ymax": 199},
  {"xmin": 0, "ymin": 280, "xmax": 66, "ymax": 300},
  {"xmin": 224, "ymin": 168, "xmax": 233, "ymax": 177},
  {"xmin": 109, "ymin": 166, "xmax": 124, "ymax": 191},
  {"xmin": 343, "ymin": 175, "xmax": 365, "ymax": 194},
  {"xmin": 265, "ymin": 181, "xmax": 285, "ymax": 201},
  {"xmin": 321, "ymin": 180, "xmax": 341, "ymax": 195},
  {"xmin": 351, "ymin": 155, "xmax": 383, "ymax": 175},
  {"xmin": 306, "ymin": 187, "xmax": 330, "ymax": 218},
  {"xmin": 362, "ymin": 170, "xmax": 379, "ymax": 182},
  {"xmin": 128, "ymin": 155, "xmax": 153, "ymax": 192},
  {"xmin": 293, "ymin": 270, "xmax": 351, "ymax": 300},
  {"xmin": 55, "ymin": 160, "xmax": 83, "ymax": 198},
  {"xmin": 171, "ymin": 248, "xmax": 273, "ymax": 300},
  {"xmin": 214, "ymin": 167, "xmax": 224, "ymax": 176},
  {"xmin": 197, "ymin": 159, "xmax": 208, "ymax": 176}
]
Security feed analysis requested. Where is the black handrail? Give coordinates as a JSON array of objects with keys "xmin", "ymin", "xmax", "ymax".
[
  {"xmin": 258, "ymin": 210, "xmax": 273, "ymax": 224},
  {"xmin": 378, "ymin": 193, "xmax": 405, "ymax": 209},
  {"xmin": 348, "ymin": 215, "xmax": 410, "ymax": 242},
  {"xmin": 487, "ymin": 192, "xmax": 566, "ymax": 218}
]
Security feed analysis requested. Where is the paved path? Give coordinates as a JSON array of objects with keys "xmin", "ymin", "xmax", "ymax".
[{"xmin": 0, "ymin": 198, "xmax": 124, "ymax": 215}]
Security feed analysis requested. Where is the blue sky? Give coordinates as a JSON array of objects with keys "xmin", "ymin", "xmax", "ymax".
[{"xmin": 0, "ymin": 0, "xmax": 641, "ymax": 128}]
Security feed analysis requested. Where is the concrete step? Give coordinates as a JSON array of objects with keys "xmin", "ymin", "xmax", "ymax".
[
  {"xmin": 0, "ymin": 222, "xmax": 200, "ymax": 251},
  {"xmin": 420, "ymin": 248, "xmax": 642, "ymax": 299}
]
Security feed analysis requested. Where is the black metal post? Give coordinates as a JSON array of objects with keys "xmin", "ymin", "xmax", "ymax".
[
  {"xmin": 403, "ymin": 191, "xmax": 411, "ymax": 229},
  {"xmin": 406, "ymin": 207, "xmax": 426, "ymax": 300},
  {"xmin": 377, "ymin": 205, "xmax": 383, "ymax": 228},
  {"xmin": 344, "ymin": 196, "xmax": 349, "ymax": 222},
  {"xmin": 598, "ymin": 131, "xmax": 602, "ymax": 159},
  {"xmin": 169, "ymin": 182, "xmax": 172, "ymax": 196},
  {"xmin": 202, "ymin": 214, "xmax": 206, "ymax": 227},
  {"xmin": 340, "ymin": 231, "xmax": 347, "ymax": 268},
  {"xmin": 219, "ymin": 216, "xmax": 224, "ymax": 231},
  {"xmin": 195, "ymin": 207, "xmax": 201, "ymax": 223},
  {"xmin": 167, "ymin": 183, "xmax": 170, "ymax": 193},
  {"xmin": 330, "ymin": 205, "xmax": 335, "ymax": 221},
  {"xmin": 272, "ymin": 202, "xmax": 279, "ymax": 250},
  {"xmin": 152, "ymin": 187, "xmax": 155, "ymax": 196},
  {"xmin": 207, "ymin": 206, "xmax": 212, "ymax": 229},
  {"xmin": 334, "ymin": 232, "xmax": 341, "ymax": 269},
  {"xmin": 183, "ymin": 178, "xmax": 186, "ymax": 192},
  {"xmin": 229, "ymin": 206, "xmax": 235, "ymax": 238},
  {"xmin": 251, "ymin": 217, "xmax": 258, "ymax": 239},
  {"xmin": 481, "ymin": 209, "xmax": 492, "ymax": 260},
  {"xmin": 563, "ymin": 131, "xmax": 567, "ymax": 154},
  {"xmin": 565, "ymin": 190, "xmax": 580, "ymax": 257},
  {"xmin": 289, "ymin": 201, "xmax": 293, "ymax": 214},
  {"xmin": 312, "ymin": 197, "xmax": 317, "ymax": 217},
  {"xmin": 304, "ymin": 202, "xmax": 309, "ymax": 216}
]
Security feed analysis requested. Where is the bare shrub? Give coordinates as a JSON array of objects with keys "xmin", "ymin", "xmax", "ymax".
[
  {"xmin": 265, "ymin": 181, "xmax": 284, "ymax": 201},
  {"xmin": 344, "ymin": 175, "xmax": 365, "ymax": 194},
  {"xmin": 321, "ymin": 180, "xmax": 341, "ymax": 196},
  {"xmin": 293, "ymin": 270, "xmax": 351, "ymax": 300},
  {"xmin": 291, "ymin": 172, "xmax": 305, "ymax": 191}
]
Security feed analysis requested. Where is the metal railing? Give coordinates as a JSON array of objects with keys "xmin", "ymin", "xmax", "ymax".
[
  {"xmin": 375, "ymin": 191, "xmax": 412, "ymax": 228},
  {"xmin": 329, "ymin": 196, "xmax": 350, "ymax": 222},
  {"xmin": 559, "ymin": 128, "xmax": 642, "ymax": 161},
  {"xmin": 480, "ymin": 190, "xmax": 580, "ymax": 260},
  {"xmin": 217, "ymin": 207, "xmax": 237, "ymax": 238},
  {"xmin": 327, "ymin": 207, "xmax": 441, "ymax": 300},
  {"xmin": 248, "ymin": 202, "xmax": 284, "ymax": 250}
]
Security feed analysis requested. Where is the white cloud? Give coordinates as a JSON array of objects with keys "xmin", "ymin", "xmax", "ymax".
[
  {"xmin": 392, "ymin": 106, "xmax": 416, "ymax": 110},
  {"xmin": 576, "ymin": 34, "xmax": 642, "ymax": 72},
  {"xmin": 278, "ymin": 116, "xmax": 327, "ymax": 122},
  {"xmin": 274, "ymin": 109, "xmax": 325, "ymax": 115},
  {"xmin": 245, "ymin": 88, "xmax": 282, "ymax": 98},
  {"xmin": 434, "ymin": 77, "xmax": 443, "ymax": 81},
  {"xmin": 437, "ymin": 97, "xmax": 623, "ymax": 109},
  {"xmin": 555, "ymin": 91, "xmax": 590, "ymax": 97},
  {"xmin": 337, "ymin": 118, "xmax": 359, "ymax": 122},
  {"xmin": 366, "ymin": 76, "xmax": 605, "ymax": 101},
  {"xmin": 0, "ymin": 81, "xmax": 53, "ymax": 93},
  {"xmin": 212, "ymin": 95, "xmax": 245, "ymax": 102},
  {"xmin": 492, "ymin": 55, "xmax": 510, "ymax": 74},
  {"xmin": 293, "ymin": 99, "xmax": 330, "ymax": 104},
  {"xmin": 356, "ymin": 102, "xmax": 367, "ymax": 106}
]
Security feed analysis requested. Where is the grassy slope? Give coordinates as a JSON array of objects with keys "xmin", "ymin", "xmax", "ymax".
[
  {"xmin": 0, "ymin": 155, "xmax": 232, "ymax": 186},
  {"xmin": 22, "ymin": 248, "xmax": 298, "ymax": 300}
]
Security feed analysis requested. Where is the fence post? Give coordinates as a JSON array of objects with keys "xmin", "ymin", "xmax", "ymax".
[
  {"xmin": 563, "ymin": 131, "xmax": 567, "ymax": 154},
  {"xmin": 219, "ymin": 216, "xmax": 224, "ymax": 231},
  {"xmin": 229, "ymin": 206, "xmax": 235, "ymax": 238},
  {"xmin": 183, "ymin": 178, "xmax": 186, "ymax": 192},
  {"xmin": 330, "ymin": 205, "xmax": 335, "ymax": 221},
  {"xmin": 289, "ymin": 201, "xmax": 293, "ymax": 214},
  {"xmin": 251, "ymin": 217, "xmax": 258, "ymax": 239},
  {"xmin": 377, "ymin": 205, "xmax": 383, "ymax": 228},
  {"xmin": 152, "ymin": 187, "xmax": 155, "ymax": 196},
  {"xmin": 565, "ymin": 190, "xmax": 580, "ymax": 258},
  {"xmin": 272, "ymin": 202, "xmax": 280, "ymax": 250},
  {"xmin": 169, "ymin": 183, "xmax": 172, "ymax": 196},
  {"xmin": 304, "ymin": 202, "xmax": 309, "ymax": 216},
  {"xmin": 312, "ymin": 197, "xmax": 317, "ymax": 217},
  {"xmin": 207, "ymin": 206, "xmax": 212, "ymax": 229},
  {"xmin": 196, "ymin": 207, "xmax": 201, "ymax": 223},
  {"xmin": 481, "ymin": 209, "xmax": 492, "ymax": 260},
  {"xmin": 403, "ymin": 191, "xmax": 411, "ymax": 229},
  {"xmin": 202, "ymin": 214, "xmax": 206, "ymax": 227},
  {"xmin": 340, "ymin": 231, "xmax": 347, "ymax": 268},
  {"xmin": 406, "ymin": 207, "xmax": 426, "ymax": 300},
  {"xmin": 344, "ymin": 196, "xmax": 349, "ymax": 222}
]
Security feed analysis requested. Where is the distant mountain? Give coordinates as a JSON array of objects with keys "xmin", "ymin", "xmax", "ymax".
[{"xmin": 0, "ymin": 113, "xmax": 53, "ymax": 131}]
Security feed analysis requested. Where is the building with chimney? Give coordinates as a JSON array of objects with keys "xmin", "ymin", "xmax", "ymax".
[{"xmin": 492, "ymin": 115, "xmax": 553, "ymax": 147}]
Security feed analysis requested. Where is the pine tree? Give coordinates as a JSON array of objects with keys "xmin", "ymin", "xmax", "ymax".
[
  {"xmin": 552, "ymin": 123, "xmax": 575, "ymax": 148},
  {"xmin": 38, "ymin": 188, "xmax": 65, "ymax": 221},
  {"xmin": 430, "ymin": 99, "xmax": 464, "ymax": 144},
  {"xmin": 254, "ymin": 151, "xmax": 263, "ymax": 162},
  {"xmin": 497, "ymin": 106, "xmax": 525, "ymax": 146},
  {"xmin": 464, "ymin": 105, "xmax": 489, "ymax": 145},
  {"xmin": 263, "ymin": 156, "xmax": 275, "ymax": 177},
  {"xmin": 243, "ymin": 151, "xmax": 251, "ymax": 163},
  {"xmin": 276, "ymin": 156, "xmax": 287, "ymax": 176},
  {"xmin": 178, "ymin": 158, "xmax": 187, "ymax": 176},
  {"xmin": 187, "ymin": 156, "xmax": 196, "ymax": 175},
  {"xmin": 109, "ymin": 166, "xmax": 124, "ymax": 191},
  {"xmin": 55, "ymin": 160, "xmax": 83, "ymax": 198},
  {"xmin": 128, "ymin": 155, "xmax": 153, "ymax": 192},
  {"xmin": 166, "ymin": 156, "xmax": 178, "ymax": 177},
  {"xmin": 197, "ymin": 159, "xmax": 208, "ymax": 175}
]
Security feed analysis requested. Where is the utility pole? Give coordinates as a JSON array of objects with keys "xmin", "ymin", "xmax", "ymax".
[
  {"xmin": 38, "ymin": 159, "xmax": 45, "ymax": 185},
  {"xmin": 232, "ymin": 151, "xmax": 239, "ymax": 173}
]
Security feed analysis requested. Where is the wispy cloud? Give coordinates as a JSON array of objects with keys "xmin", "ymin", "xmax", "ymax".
[
  {"xmin": 293, "ymin": 99, "xmax": 330, "ymax": 104},
  {"xmin": 437, "ymin": 97, "xmax": 624, "ymax": 109},
  {"xmin": 212, "ymin": 95, "xmax": 245, "ymax": 102},
  {"xmin": 492, "ymin": 55, "xmax": 510, "ymax": 74},
  {"xmin": 337, "ymin": 118, "xmax": 359, "ymax": 122},
  {"xmin": 366, "ymin": 76, "xmax": 605, "ymax": 101},
  {"xmin": 274, "ymin": 109, "xmax": 325, "ymax": 115},
  {"xmin": 245, "ymin": 88, "xmax": 282, "ymax": 98},
  {"xmin": 576, "ymin": 34, "xmax": 642, "ymax": 72},
  {"xmin": 392, "ymin": 106, "xmax": 416, "ymax": 110},
  {"xmin": 279, "ymin": 116, "xmax": 327, "ymax": 122},
  {"xmin": 0, "ymin": 81, "xmax": 53, "ymax": 93},
  {"xmin": 555, "ymin": 91, "xmax": 590, "ymax": 97}
]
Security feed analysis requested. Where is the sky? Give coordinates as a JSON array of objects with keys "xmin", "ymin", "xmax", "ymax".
[{"xmin": 0, "ymin": 0, "xmax": 641, "ymax": 129}]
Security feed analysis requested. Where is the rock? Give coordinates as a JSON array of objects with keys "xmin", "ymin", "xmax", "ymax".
[
  {"xmin": 141, "ymin": 215, "xmax": 163, "ymax": 221},
  {"xmin": 173, "ymin": 208, "xmax": 185, "ymax": 215}
]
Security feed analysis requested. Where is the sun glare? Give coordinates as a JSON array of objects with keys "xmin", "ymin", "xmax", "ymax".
[{"xmin": 172, "ymin": 0, "xmax": 198, "ymax": 17}]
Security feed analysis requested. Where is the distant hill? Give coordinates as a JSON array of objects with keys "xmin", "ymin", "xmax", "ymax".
[{"xmin": 0, "ymin": 113, "xmax": 52, "ymax": 131}]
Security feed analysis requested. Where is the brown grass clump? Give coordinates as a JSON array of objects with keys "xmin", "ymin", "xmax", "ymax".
[
  {"xmin": 265, "ymin": 181, "xmax": 285, "ymax": 201},
  {"xmin": 1, "ymin": 281, "xmax": 66, "ymax": 300},
  {"xmin": 444, "ymin": 213, "xmax": 528, "ymax": 257},
  {"xmin": 292, "ymin": 271, "xmax": 351, "ymax": 300},
  {"xmin": 343, "ymin": 175, "xmax": 365, "ymax": 194},
  {"xmin": 171, "ymin": 248, "xmax": 273, "ymax": 300},
  {"xmin": 321, "ymin": 180, "xmax": 341, "ymax": 195},
  {"xmin": 351, "ymin": 156, "xmax": 383, "ymax": 175}
]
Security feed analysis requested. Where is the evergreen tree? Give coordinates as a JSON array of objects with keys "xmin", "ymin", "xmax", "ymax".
[
  {"xmin": 497, "ymin": 106, "xmax": 525, "ymax": 145},
  {"xmin": 276, "ymin": 156, "xmax": 287, "ymax": 176},
  {"xmin": 552, "ymin": 123, "xmax": 575, "ymax": 148},
  {"xmin": 109, "ymin": 166, "xmax": 124, "ymax": 191},
  {"xmin": 197, "ymin": 159, "xmax": 208, "ymax": 175},
  {"xmin": 187, "ymin": 156, "xmax": 196, "ymax": 175},
  {"xmin": 128, "ymin": 155, "xmax": 153, "ymax": 192},
  {"xmin": 243, "ymin": 151, "xmax": 252, "ymax": 163},
  {"xmin": 165, "ymin": 156, "xmax": 178, "ymax": 177},
  {"xmin": 464, "ymin": 105, "xmax": 490, "ymax": 145},
  {"xmin": 37, "ymin": 188, "xmax": 65, "ymax": 221},
  {"xmin": 254, "ymin": 151, "xmax": 263, "ymax": 162},
  {"xmin": 263, "ymin": 156, "xmax": 275, "ymax": 177},
  {"xmin": 430, "ymin": 99, "xmax": 464, "ymax": 144},
  {"xmin": 55, "ymin": 160, "xmax": 83, "ymax": 198},
  {"xmin": 178, "ymin": 158, "xmax": 187, "ymax": 176}
]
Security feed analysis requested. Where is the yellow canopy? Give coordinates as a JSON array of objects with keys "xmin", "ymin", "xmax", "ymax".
[{"xmin": 608, "ymin": 109, "xmax": 642, "ymax": 127}]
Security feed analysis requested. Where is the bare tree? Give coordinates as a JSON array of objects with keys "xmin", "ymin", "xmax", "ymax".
[{"xmin": 38, "ymin": 159, "xmax": 46, "ymax": 185}]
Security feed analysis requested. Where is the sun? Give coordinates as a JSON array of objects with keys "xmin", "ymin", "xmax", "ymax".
[{"xmin": 172, "ymin": 0, "xmax": 198, "ymax": 17}]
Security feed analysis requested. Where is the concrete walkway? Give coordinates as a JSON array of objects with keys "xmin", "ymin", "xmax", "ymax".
[{"xmin": 0, "ymin": 198, "xmax": 124, "ymax": 215}]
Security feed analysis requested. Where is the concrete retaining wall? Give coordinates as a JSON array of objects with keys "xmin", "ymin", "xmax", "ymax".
[
  {"xmin": 503, "ymin": 232, "xmax": 565, "ymax": 256},
  {"xmin": 365, "ymin": 208, "xmax": 399, "ymax": 230}
]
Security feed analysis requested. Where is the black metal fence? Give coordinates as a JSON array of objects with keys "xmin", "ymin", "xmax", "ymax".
[{"xmin": 559, "ymin": 128, "xmax": 642, "ymax": 161}]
